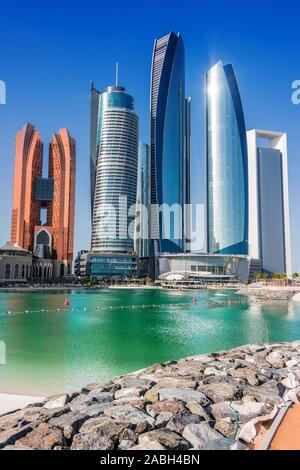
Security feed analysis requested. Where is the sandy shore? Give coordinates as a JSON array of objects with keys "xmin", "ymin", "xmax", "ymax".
[{"xmin": 0, "ymin": 393, "xmax": 45, "ymax": 415}]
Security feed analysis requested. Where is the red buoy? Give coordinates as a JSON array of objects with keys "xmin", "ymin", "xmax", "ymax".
[{"xmin": 64, "ymin": 299, "xmax": 70, "ymax": 307}]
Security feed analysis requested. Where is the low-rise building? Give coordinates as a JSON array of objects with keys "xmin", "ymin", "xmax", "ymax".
[
  {"xmin": 0, "ymin": 242, "xmax": 32, "ymax": 284},
  {"xmin": 74, "ymin": 250, "xmax": 88, "ymax": 277},
  {"xmin": 77, "ymin": 252, "xmax": 140, "ymax": 279},
  {"xmin": 159, "ymin": 253, "xmax": 250, "ymax": 287}
]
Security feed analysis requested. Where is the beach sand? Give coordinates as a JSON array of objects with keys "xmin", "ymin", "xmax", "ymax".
[{"xmin": 0, "ymin": 393, "xmax": 45, "ymax": 415}]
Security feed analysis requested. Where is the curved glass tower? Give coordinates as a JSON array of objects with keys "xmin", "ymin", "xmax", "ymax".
[
  {"xmin": 91, "ymin": 85, "xmax": 138, "ymax": 253},
  {"xmin": 150, "ymin": 32, "xmax": 189, "ymax": 278},
  {"xmin": 206, "ymin": 61, "xmax": 248, "ymax": 255}
]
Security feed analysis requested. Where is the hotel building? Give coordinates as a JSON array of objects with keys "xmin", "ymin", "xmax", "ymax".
[{"xmin": 10, "ymin": 123, "xmax": 76, "ymax": 279}]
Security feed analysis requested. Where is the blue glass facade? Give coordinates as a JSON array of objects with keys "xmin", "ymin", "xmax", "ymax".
[
  {"xmin": 89, "ymin": 255, "xmax": 138, "ymax": 279},
  {"xmin": 206, "ymin": 61, "xmax": 248, "ymax": 255},
  {"xmin": 135, "ymin": 142, "xmax": 150, "ymax": 258},
  {"xmin": 150, "ymin": 32, "xmax": 187, "ymax": 262},
  {"xmin": 90, "ymin": 83, "xmax": 100, "ymax": 221},
  {"xmin": 34, "ymin": 177, "xmax": 54, "ymax": 202}
]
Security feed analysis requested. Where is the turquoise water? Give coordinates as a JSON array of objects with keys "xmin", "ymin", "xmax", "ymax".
[{"xmin": 0, "ymin": 288, "xmax": 299, "ymax": 395}]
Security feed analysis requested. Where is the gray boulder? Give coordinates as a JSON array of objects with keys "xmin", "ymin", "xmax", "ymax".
[
  {"xmin": 158, "ymin": 389, "xmax": 210, "ymax": 407},
  {"xmin": 183, "ymin": 422, "xmax": 224, "ymax": 450}
]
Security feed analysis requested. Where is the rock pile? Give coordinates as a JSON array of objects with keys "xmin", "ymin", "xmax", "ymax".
[
  {"xmin": 238, "ymin": 287, "xmax": 298, "ymax": 300},
  {"xmin": 1, "ymin": 341, "xmax": 300, "ymax": 451}
]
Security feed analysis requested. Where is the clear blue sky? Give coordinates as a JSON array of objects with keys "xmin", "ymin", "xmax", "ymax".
[{"xmin": 0, "ymin": 0, "xmax": 299, "ymax": 270}]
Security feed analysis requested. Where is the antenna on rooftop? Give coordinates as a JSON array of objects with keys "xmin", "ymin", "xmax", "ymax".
[{"xmin": 116, "ymin": 62, "xmax": 119, "ymax": 86}]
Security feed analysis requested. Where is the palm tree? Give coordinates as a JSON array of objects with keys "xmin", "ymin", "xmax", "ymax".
[
  {"xmin": 292, "ymin": 273, "xmax": 299, "ymax": 286},
  {"xmin": 280, "ymin": 273, "xmax": 287, "ymax": 286},
  {"xmin": 253, "ymin": 272, "xmax": 261, "ymax": 283},
  {"xmin": 261, "ymin": 272, "xmax": 269, "ymax": 284}
]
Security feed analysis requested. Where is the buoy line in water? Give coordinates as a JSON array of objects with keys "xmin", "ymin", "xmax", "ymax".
[{"xmin": 0, "ymin": 298, "xmax": 277, "ymax": 317}]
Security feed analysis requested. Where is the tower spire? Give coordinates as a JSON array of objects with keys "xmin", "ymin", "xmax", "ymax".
[{"xmin": 116, "ymin": 62, "xmax": 119, "ymax": 86}]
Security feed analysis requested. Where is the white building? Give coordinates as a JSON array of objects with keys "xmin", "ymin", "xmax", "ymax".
[
  {"xmin": 159, "ymin": 253, "xmax": 250, "ymax": 286},
  {"xmin": 0, "ymin": 242, "xmax": 32, "ymax": 283},
  {"xmin": 247, "ymin": 130, "xmax": 291, "ymax": 276}
]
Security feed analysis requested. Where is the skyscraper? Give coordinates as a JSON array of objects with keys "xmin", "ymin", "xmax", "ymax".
[
  {"xmin": 247, "ymin": 130, "xmax": 291, "ymax": 276},
  {"xmin": 150, "ymin": 32, "xmax": 190, "ymax": 277},
  {"xmin": 135, "ymin": 142, "xmax": 150, "ymax": 258},
  {"xmin": 11, "ymin": 123, "xmax": 43, "ymax": 252},
  {"xmin": 48, "ymin": 129, "xmax": 76, "ymax": 276},
  {"xmin": 91, "ymin": 85, "xmax": 138, "ymax": 253},
  {"xmin": 185, "ymin": 97, "xmax": 191, "ymax": 252},
  {"xmin": 90, "ymin": 82, "xmax": 101, "ymax": 222},
  {"xmin": 88, "ymin": 83, "xmax": 139, "ymax": 278},
  {"xmin": 206, "ymin": 61, "xmax": 248, "ymax": 255},
  {"xmin": 10, "ymin": 123, "xmax": 76, "ymax": 279}
]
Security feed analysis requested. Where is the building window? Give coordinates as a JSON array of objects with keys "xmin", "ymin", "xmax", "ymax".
[
  {"xmin": 14, "ymin": 264, "xmax": 19, "ymax": 279},
  {"xmin": 22, "ymin": 265, "xmax": 25, "ymax": 279},
  {"xmin": 36, "ymin": 230, "xmax": 51, "ymax": 245},
  {"xmin": 5, "ymin": 264, "xmax": 11, "ymax": 280},
  {"xmin": 60, "ymin": 263, "xmax": 65, "ymax": 278}
]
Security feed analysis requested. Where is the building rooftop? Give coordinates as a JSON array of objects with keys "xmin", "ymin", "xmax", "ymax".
[{"xmin": 0, "ymin": 241, "xmax": 29, "ymax": 252}]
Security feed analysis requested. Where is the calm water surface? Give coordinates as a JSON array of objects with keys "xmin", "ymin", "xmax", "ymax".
[{"xmin": 0, "ymin": 288, "xmax": 299, "ymax": 395}]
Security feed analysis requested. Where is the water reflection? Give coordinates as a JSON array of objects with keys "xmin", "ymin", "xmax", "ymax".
[{"xmin": 0, "ymin": 289, "xmax": 300, "ymax": 395}]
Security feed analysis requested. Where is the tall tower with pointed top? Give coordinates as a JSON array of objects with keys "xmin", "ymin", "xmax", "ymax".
[
  {"xmin": 10, "ymin": 123, "xmax": 76, "ymax": 279},
  {"xmin": 11, "ymin": 123, "xmax": 43, "ymax": 252},
  {"xmin": 149, "ymin": 32, "xmax": 190, "ymax": 278}
]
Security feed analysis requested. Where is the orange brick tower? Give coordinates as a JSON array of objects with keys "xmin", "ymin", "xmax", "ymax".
[
  {"xmin": 11, "ymin": 123, "xmax": 43, "ymax": 252},
  {"xmin": 48, "ymin": 129, "xmax": 76, "ymax": 277},
  {"xmin": 10, "ymin": 123, "xmax": 76, "ymax": 279}
]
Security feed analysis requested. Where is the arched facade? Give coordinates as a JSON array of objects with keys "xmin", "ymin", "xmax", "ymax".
[
  {"xmin": 0, "ymin": 242, "xmax": 32, "ymax": 283},
  {"xmin": 5, "ymin": 264, "xmax": 11, "ymax": 280},
  {"xmin": 32, "ymin": 260, "xmax": 53, "ymax": 280}
]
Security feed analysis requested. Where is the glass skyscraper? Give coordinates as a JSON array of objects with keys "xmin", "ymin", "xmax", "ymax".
[
  {"xmin": 90, "ymin": 84, "xmax": 138, "ymax": 254},
  {"xmin": 135, "ymin": 142, "xmax": 150, "ymax": 258},
  {"xmin": 90, "ymin": 82, "xmax": 101, "ymax": 222},
  {"xmin": 150, "ymin": 32, "xmax": 190, "ymax": 277},
  {"xmin": 206, "ymin": 61, "xmax": 248, "ymax": 255}
]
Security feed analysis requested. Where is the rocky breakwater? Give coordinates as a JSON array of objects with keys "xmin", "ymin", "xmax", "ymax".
[
  {"xmin": 238, "ymin": 287, "xmax": 299, "ymax": 300},
  {"xmin": 1, "ymin": 341, "xmax": 300, "ymax": 451}
]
